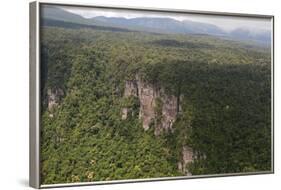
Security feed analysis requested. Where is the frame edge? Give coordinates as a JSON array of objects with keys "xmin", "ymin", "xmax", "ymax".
[
  {"xmin": 34, "ymin": 1, "xmax": 275, "ymax": 188},
  {"xmin": 30, "ymin": 1, "xmax": 40, "ymax": 189}
]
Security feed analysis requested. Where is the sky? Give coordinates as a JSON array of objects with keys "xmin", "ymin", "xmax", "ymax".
[{"xmin": 60, "ymin": 5, "xmax": 272, "ymax": 32}]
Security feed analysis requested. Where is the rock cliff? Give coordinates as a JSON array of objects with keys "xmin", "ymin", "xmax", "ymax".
[
  {"xmin": 47, "ymin": 88, "xmax": 64, "ymax": 112},
  {"xmin": 122, "ymin": 75, "xmax": 178, "ymax": 135},
  {"xmin": 178, "ymin": 146, "xmax": 193, "ymax": 175},
  {"xmin": 122, "ymin": 75, "xmax": 194, "ymax": 175}
]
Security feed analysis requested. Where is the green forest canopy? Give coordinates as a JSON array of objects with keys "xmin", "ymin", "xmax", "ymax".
[{"xmin": 40, "ymin": 25, "xmax": 272, "ymax": 184}]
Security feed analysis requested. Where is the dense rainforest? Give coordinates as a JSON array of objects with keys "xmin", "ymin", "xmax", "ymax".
[{"xmin": 40, "ymin": 22, "xmax": 272, "ymax": 184}]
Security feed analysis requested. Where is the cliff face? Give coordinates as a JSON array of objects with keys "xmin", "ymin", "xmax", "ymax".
[
  {"xmin": 121, "ymin": 80, "xmax": 139, "ymax": 120},
  {"xmin": 156, "ymin": 91, "xmax": 178, "ymax": 135},
  {"xmin": 137, "ymin": 79, "xmax": 157, "ymax": 131},
  {"xmin": 178, "ymin": 146, "xmax": 193, "ymax": 175},
  {"xmin": 122, "ymin": 76, "xmax": 194, "ymax": 175},
  {"xmin": 122, "ymin": 75, "xmax": 178, "ymax": 135},
  {"xmin": 47, "ymin": 88, "xmax": 64, "ymax": 112},
  {"xmin": 124, "ymin": 79, "xmax": 138, "ymax": 97}
]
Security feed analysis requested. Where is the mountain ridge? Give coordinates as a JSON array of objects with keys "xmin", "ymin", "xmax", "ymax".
[{"xmin": 41, "ymin": 5, "xmax": 271, "ymax": 44}]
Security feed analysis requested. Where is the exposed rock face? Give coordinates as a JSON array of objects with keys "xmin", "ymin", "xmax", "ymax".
[
  {"xmin": 155, "ymin": 91, "xmax": 178, "ymax": 135},
  {"xmin": 121, "ymin": 80, "xmax": 139, "ymax": 120},
  {"xmin": 122, "ymin": 76, "xmax": 194, "ymax": 175},
  {"xmin": 121, "ymin": 108, "xmax": 129, "ymax": 120},
  {"xmin": 124, "ymin": 80, "xmax": 138, "ymax": 97},
  {"xmin": 122, "ymin": 75, "xmax": 178, "ymax": 134},
  {"xmin": 178, "ymin": 146, "xmax": 193, "ymax": 175},
  {"xmin": 47, "ymin": 88, "xmax": 64, "ymax": 111},
  {"xmin": 137, "ymin": 80, "xmax": 157, "ymax": 130}
]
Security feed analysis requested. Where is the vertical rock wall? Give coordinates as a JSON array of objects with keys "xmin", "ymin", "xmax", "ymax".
[
  {"xmin": 122, "ymin": 75, "xmax": 178, "ymax": 134},
  {"xmin": 155, "ymin": 90, "xmax": 178, "ymax": 135},
  {"xmin": 137, "ymin": 80, "xmax": 157, "ymax": 130},
  {"xmin": 122, "ymin": 75, "xmax": 194, "ymax": 175},
  {"xmin": 178, "ymin": 146, "xmax": 193, "ymax": 175},
  {"xmin": 47, "ymin": 88, "xmax": 64, "ymax": 111},
  {"xmin": 121, "ymin": 80, "xmax": 139, "ymax": 120}
]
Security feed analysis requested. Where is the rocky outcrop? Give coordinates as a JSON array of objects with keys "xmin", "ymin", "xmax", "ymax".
[
  {"xmin": 178, "ymin": 146, "xmax": 193, "ymax": 175},
  {"xmin": 121, "ymin": 108, "xmax": 129, "ymax": 120},
  {"xmin": 122, "ymin": 75, "xmax": 179, "ymax": 135},
  {"xmin": 124, "ymin": 80, "xmax": 138, "ymax": 97},
  {"xmin": 121, "ymin": 80, "xmax": 139, "ymax": 120},
  {"xmin": 137, "ymin": 79, "xmax": 157, "ymax": 130},
  {"xmin": 122, "ymin": 75, "xmax": 194, "ymax": 175},
  {"xmin": 155, "ymin": 91, "xmax": 178, "ymax": 135},
  {"xmin": 47, "ymin": 88, "xmax": 64, "ymax": 112}
]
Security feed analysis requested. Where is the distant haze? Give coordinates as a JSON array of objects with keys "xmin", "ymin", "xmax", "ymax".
[{"xmin": 61, "ymin": 6, "xmax": 272, "ymax": 32}]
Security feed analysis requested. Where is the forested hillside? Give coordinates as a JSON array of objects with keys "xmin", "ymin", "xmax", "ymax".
[{"xmin": 40, "ymin": 22, "xmax": 271, "ymax": 184}]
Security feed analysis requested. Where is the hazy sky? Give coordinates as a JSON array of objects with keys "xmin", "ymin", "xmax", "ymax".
[{"xmin": 60, "ymin": 5, "xmax": 272, "ymax": 32}]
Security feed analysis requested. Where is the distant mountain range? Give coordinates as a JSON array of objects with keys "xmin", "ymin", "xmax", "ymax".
[{"xmin": 41, "ymin": 6, "xmax": 271, "ymax": 44}]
